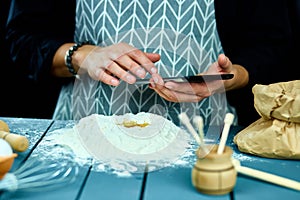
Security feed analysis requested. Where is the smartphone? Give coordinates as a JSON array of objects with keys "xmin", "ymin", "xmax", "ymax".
[{"xmin": 135, "ymin": 74, "xmax": 234, "ymax": 84}]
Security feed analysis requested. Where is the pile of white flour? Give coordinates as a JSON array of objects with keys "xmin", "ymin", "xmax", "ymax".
[{"xmin": 45, "ymin": 113, "xmax": 196, "ymax": 176}]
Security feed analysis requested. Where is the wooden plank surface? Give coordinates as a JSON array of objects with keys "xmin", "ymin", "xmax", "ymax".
[
  {"xmin": 1, "ymin": 119, "xmax": 300, "ymax": 200},
  {"xmin": 0, "ymin": 119, "xmax": 91, "ymax": 200},
  {"xmin": 229, "ymin": 127, "xmax": 300, "ymax": 200},
  {"xmin": 79, "ymin": 171, "xmax": 144, "ymax": 200},
  {"xmin": 144, "ymin": 167, "xmax": 231, "ymax": 200},
  {"xmin": 231, "ymin": 144, "xmax": 300, "ymax": 199},
  {"xmin": 0, "ymin": 117, "xmax": 53, "ymax": 170}
]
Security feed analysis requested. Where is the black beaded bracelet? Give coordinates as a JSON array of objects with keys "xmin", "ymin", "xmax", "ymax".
[{"xmin": 64, "ymin": 42, "xmax": 89, "ymax": 76}]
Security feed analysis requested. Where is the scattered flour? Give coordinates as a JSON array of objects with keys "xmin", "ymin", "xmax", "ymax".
[{"xmin": 47, "ymin": 128, "xmax": 90, "ymax": 159}]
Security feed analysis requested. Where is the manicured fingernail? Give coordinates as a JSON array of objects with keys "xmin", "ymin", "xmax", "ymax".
[
  {"xmin": 136, "ymin": 68, "xmax": 145, "ymax": 77},
  {"xmin": 153, "ymin": 77, "xmax": 159, "ymax": 83},
  {"xmin": 111, "ymin": 79, "xmax": 119, "ymax": 85},
  {"xmin": 126, "ymin": 75, "xmax": 135, "ymax": 83},
  {"xmin": 95, "ymin": 69, "xmax": 101, "ymax": 77},
  {"xmin": 151, "ymin": 67, "xmax": 157, "ymax": 74}
]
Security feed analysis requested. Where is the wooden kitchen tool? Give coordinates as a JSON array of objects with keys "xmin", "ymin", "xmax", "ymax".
[
  {"xmin": 232, "ymin": 158, "xmax": 300, "ymax": 191},
  {"xmin": 0, "ymin": 120, "xmax": 29, "ymax": 152}
]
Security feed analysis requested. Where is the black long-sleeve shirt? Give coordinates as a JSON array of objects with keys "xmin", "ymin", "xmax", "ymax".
[
  {"xmin": 5, "ymin": 0, "xmax": 76, "ymax": 83},
  {"xmin": 5, "ymin": 0, "xmax": 298, "ymax": 125},
  {"xmin": 215, "ymin": 0, "xmax": 298, "ymax": 125}
]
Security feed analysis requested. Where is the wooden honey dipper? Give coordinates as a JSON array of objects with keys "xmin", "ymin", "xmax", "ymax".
[{"xmin": 0, "ymin": 120, "xmax": 29, "ymax": 152}]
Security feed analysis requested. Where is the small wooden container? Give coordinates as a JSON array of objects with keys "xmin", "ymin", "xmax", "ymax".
[{"xmin": 192, "ymin": 145, "xmax": 237, "ymax": 195}]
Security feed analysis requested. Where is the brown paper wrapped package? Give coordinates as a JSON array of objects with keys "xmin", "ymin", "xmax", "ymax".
[{"xmin": 234, "ymin": 80, "xmax": 300, "ymax": 159}]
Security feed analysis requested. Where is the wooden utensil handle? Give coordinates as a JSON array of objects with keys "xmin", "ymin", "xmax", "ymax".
[
  {"xmin": 0, "ymin": 131, "xmax": 29, "ymax": 152},
  {"xmin": 236, "ymin": 165, "xmax": 300, "ymax": 191}
]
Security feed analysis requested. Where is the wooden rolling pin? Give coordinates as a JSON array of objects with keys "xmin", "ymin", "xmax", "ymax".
[
  {"xmin": 0, "ymin": 119, "xmax": 29, "ymax": 152},
  {"xmin": 232, "ymin": 158, "xmax": 300, "ymax": 191}
]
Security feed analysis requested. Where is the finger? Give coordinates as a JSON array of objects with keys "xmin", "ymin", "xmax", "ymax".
[
  {"xmin": 145, "ymin": 53, "xmax": 161, "ymax": 63},
  {"xmin": 165, "ymin": 81, "xmax": 218, "ymax": 98},
  {"xmin": 164, "ymin": 81, "xmax": 207, "ymax": 94},
  {"xmin": 149, "ymin": 76, "xmax": 191, "ymax": 102},
  {"xmin": 149, "ymin": 73, "xmax": 164, "ymax": 88},
  {"xmin": 127, "ymin": 49, "xmax": 158, "ymax": 74},
  {"xmin": 151, "ymin": 86, "xmax": 180, "ymax": 102},
  {"xmin": 105, "ymin": 61, "xmax": 137, "ymax": 84},
  {"xmin": 218, "ymin": 54, "xmax": 232, "ymax": 71},
  {"xmin": 173, "ymin": 92, "xmax": 204, "ymax": 102},
  {"xmin": 152, "ymin": 87, "xmax": 203, "ymax": 102},
  {"xmin": 95, "ymin": 68, "xmax": 120, "ymax": 86},
  {"xmin": 114, "ymin": 54, "xmax": 147, "ymax": 78}
]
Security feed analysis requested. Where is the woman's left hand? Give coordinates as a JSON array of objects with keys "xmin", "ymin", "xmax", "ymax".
[{"xmin": 148, "ymin": 54, "xmax": 246, "ymax": 103}]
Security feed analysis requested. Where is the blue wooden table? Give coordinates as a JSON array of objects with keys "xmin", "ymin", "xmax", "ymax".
[{"xmin": 0, "ymin": 117, "xmax": 299, "ymax": 200}]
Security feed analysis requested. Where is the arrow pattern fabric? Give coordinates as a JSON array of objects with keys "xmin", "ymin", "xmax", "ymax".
[{"xmin": 53, "ymin": 0, "xmax": 235, "ymax": 125}]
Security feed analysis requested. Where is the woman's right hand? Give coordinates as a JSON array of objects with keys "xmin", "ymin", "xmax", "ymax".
[{"xmin": 73, "ymin": 42, "xmax": 160, "ymax": 86}]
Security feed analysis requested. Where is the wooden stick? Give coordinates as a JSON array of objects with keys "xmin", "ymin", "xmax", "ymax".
[
  {"xmin": 217, "ymin": 113, "xmax": 234, "ymax": 154},
  {"xmin": 179, "ymin": 113, "xmax": 209, "ymax": 155},
  {"xmin": 193, "ymin": 116, "xmax": 204, "ymax": 144},
  {"xmin": 178, "ymin": 113, "xmax": 201, "ymax": 145},
  {"xmin": 232, "ymin": 159, "xmax": 300, "ymax": 191}
]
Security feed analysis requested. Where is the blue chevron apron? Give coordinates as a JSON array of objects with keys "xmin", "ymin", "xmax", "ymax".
[{"xmin": 53, "ymin": 0, "xmax": 236, "ymax": 125}]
